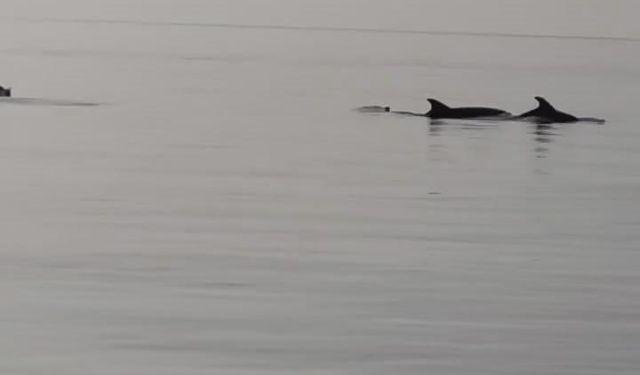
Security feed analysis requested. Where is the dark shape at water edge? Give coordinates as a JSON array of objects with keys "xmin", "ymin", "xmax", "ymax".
[
  {"xmin": 0, "ymin": 97, "xmax": 100, "ymax": 107},
  {"xmin": 516, "ymin": 96, "xmax": 605, "ymax": 124},
  {"xmin": 426, "ymin": 98, "xmax": 511, "ymax": 120},
  {"xmin": 0, "ymin": 85, "xmax": 11, "ymax": 97},
  {"xmin": 356, "ymin": 105, "xmax": 391, "ymax": 113}
]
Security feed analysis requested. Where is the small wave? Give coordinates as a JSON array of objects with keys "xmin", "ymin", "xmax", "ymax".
[
  {"xmin": 27, "ymin": 18, "xmax": 640, "ymax": 43},
  {"xmin": 0, "ymin": 97, "xmax": 100, "ymax": 107},
  {"xmin": 355, "ymin": 105, "xmax": 390, "ymax": 113},
  {"xmin": 577, "ymin": 117, "xmax": 606, "ymax": 124}
]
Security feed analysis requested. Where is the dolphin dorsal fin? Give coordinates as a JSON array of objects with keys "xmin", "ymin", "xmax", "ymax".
[
  {"xmin": 427, "ymin": 98, "xmax": 450, "ymax": 114},
  {"xmin": 535, "ymin": 96, "xmax": 556, "ymax": 111}
]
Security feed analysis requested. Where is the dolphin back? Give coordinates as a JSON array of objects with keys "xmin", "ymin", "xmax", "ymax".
[
  {"xmin": 427, "ymin": 98, "xmax": 510, "ymax": 119},
  {"xmin": 517, "ymin": 96, "xmax": 579, "ymax": 123}
]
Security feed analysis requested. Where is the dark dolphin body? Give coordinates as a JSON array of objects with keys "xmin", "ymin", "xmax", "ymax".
[
  {"xmin": 0, "ymin": 86, "xmax": 11, "ymax": 97},
  {"xmin": 516, "ymin": 96, "xmax": 605, "ymax": 124},
  {"xmin": 426, "ymin": 98, "xmax": 511, "ymax": 119}
]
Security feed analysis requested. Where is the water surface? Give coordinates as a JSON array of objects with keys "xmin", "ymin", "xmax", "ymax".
[{"xmin": 1, "ymin": 2, "xmax": 639, "ymax": 374}]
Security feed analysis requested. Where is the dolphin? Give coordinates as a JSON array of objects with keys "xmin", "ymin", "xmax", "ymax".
[
  {"xmin": 426, "ymin": 98, "xmax": 511, "ymax": 119},
  {"xmin": 517, "ymin": 96, "xmax": 605, "ymax": 124},
  {"xmin": 0, "ymin": 86, "xmax": 11, "ymax": 97}
]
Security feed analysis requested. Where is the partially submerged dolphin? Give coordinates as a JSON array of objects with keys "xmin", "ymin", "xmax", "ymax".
[
  {"xmin": 517, "ymin": 96, "xmax": 605, "ymax": 124},
  {"xmin": 426, "ymin": 98, "xmax": 511, "ymax": 119},
  {"xmin": 0, "ymin": 86, "xmax": 11, "ymax": 97}
]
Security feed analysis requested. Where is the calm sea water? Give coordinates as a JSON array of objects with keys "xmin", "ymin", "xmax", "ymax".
[{"xmin": 1, "ymin": 2, "xmax": 639, "ymax": 374}]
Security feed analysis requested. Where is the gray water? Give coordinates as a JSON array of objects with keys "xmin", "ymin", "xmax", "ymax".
[{"xmin": 1, "ymin": 1, "xmax": 640, "ymax": 374}]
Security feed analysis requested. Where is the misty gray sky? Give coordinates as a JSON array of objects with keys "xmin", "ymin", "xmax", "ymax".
[{"xmin": 7, "ymin": 0, "xmax": 640, "ymax": 39}]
